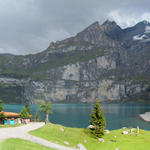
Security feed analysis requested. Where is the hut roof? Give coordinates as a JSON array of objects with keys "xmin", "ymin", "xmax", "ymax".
[
  {"xmin": 0, "ymin": 112, "xmax": 32, "ymax": 118},
  {"xmin": 0, "ymin": 112, "xmax": 19, "ymax": 117}
]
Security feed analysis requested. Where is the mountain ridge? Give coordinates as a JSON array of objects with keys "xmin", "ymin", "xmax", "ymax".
[{"xmin": 0, "ymin": 20, "xmax": 150, "ymax": 103}]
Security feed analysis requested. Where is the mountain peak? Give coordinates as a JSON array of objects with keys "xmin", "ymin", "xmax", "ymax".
[
  {"xmin": 76, "ymin": 21, "xmax": 100, "ymax": 37},
  {"xmin": 100, "ymin": 20, "xmax": 122, "ymax": 40},
  {"xmin": 84, "ymin": 21, "xmax": 100, "ymax": 31},
  {"xmin": 135, "ymin": 20, "xmax": 150, "ymax": 28},
  {"xmin": 102, "ymin": 20, "xmax": 117, "ymax": 26},
  {"xmin": 140, "ymin": 20, "xmax": 150, "ymax": 25}
]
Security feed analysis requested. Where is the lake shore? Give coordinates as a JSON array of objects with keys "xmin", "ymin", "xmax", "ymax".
[{"xmin": 139, "ymin": 112, "xmax": 150, "ymax": 122}]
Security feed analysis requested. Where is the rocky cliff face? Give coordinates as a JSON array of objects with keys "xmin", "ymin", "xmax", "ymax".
[{"xmin": 0, "ymin": 20, "xmax": 150, "ymax": 103}]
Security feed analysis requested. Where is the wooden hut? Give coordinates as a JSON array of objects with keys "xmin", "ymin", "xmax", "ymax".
[{"xmin": 0, "ymin": 112, "xmax": 32, "ymax": 125}]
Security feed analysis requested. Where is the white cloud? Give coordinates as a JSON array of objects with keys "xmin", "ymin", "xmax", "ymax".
[
  {"xmin": 0, "ymin": 48, "xmax": 5, "ymax": 53},
  {"xmin": 108, "ymin": 9, "xmax": 150, "ymax": 28},
  {"xmin": 0, "ymin": 47, "xmax": 19, "ymax": 54}
]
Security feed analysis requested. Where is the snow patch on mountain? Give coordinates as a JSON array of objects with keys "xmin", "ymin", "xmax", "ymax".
[
  {"xmin": 133, "ymin": 34, "xmax": 147, "ymax": 41},
  {"xmin": 145, "ymin": 26, "xmax": 150, "ymax": 33}
]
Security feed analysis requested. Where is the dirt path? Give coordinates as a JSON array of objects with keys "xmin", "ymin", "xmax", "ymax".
[{"xmin": 0, "ymin": 123, "xmax": 77, "ymax": 150}]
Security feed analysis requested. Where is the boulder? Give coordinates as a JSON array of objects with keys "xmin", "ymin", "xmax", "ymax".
[
  {"xmin": 64, "ymin": 141, "xmax": 69, "ymax": 145},
  {"xmin": 84, "ymin": 140, "xmax": 87, "ymax": 143},
  {"xmin": 131, "ymin": 128, "xmax": 136, "ymax": 132},
  {"xmin": 76, "ymin": 144, "xmax": 87, "ymax": 150},
  {"xmin": 105, "ymin": 129, "xmax": 110, "ymax": 134},
  {"xmin": 88, "ymin": 125, "xmax": 95, "ymax": 129},
  {"xmin": 98, "ymin": 138, "xmax": 105, "ymax": 142},
  {"xmin": 60, "ymin": 127, "xmax": 64, "ymax": 132},
  {"xmin": 122, "ymin": 131, "xmax": 128, "ymax": 135},
  {"xmin": 110, "ymin": 140, "xmax": 116, "ymax": 142}
]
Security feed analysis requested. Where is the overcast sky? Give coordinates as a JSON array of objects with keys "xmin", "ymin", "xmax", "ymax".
[{"xmin": 0, "ymin": 0, "xmax": 150, "ymax": 55}]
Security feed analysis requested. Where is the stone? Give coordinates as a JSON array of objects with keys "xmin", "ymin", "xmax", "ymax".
[
  {"xmin": 122, "ymin": 131, "xmax": 128, "ymax": 135},
  {"xmin": 110, "ymin": 140, "xmax": 116, "ymax": 142},
  {"xmin": 60, "ymin": 127, "xmax": 64, "ymax": 132},
  {"xmin": 64, "ymin": 141, "xmax": 69, "ymax": 145},
  {"xmin": 76, "ymin": 144, "xmax": 87, "ymax": 150},
  {"xmin": 98, "ymin": 138, "xmax": 105, "ymax": 142},
  {"xmin": 84, "ymin": 140, "xmax": 87, "ymax": 143},
  {"xmin": 130, "ymin": 128, "xmax": 135, "ymax": 132},
  {"xmin": 105, "ymin": 129, "xmax": 110, "ymax": 134},
  {"xmin": 88, "ymin": 125, "xmax": 95, "ymax": 129}
]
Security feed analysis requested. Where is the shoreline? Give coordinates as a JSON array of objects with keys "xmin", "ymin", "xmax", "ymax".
[{"xmin": 139, "ymin": 112, "xmax": 150, "ymax": 122}]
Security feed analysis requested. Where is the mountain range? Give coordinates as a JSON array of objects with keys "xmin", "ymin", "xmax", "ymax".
[{"xmin": 0, "ymin": 20, "xmax": 150, "ymax": 103}]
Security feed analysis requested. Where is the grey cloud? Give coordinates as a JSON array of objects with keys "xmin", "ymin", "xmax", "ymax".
[{"xmin": 0, "ymin": 0, "xmax": 150, "ymax": 55}]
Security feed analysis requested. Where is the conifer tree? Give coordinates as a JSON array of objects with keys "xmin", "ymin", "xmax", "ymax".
[
  {"xmin": 89, "ymin": 99, "xmax": 106, "ymax": 138},
  {"xmin": 25, "ymin": 102, "xmax": 31, "ymax": 114},
  {"xmin": 0, "ymin": 100, "xmax": 4, "ymax": 112}
]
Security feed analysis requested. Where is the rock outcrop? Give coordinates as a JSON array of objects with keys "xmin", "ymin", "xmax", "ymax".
[{"xmin": 0, "ymin": 20, "xmax": 150, "ymax": 103}]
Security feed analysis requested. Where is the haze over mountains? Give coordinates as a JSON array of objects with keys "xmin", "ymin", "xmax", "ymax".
[{"xmin": 0, "ymin": 20, "xmax": 150, "ymax": 103}]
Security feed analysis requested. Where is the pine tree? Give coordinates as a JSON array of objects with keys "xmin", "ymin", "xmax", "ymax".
[
  {"xmin": 25, "ymin": 102, "xmax": 31, "ymax": 114},
  {"xmin": 20, "ymin": 107, "xmax": 29, "ymax": 119},
  {"xmin": 89, "ymin": 99, "xmax": 106, "ymax": 138}
]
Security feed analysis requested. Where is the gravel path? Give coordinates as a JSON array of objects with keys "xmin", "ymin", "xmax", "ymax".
[{"xmin": 0, "ymin": 123, "xmax": 77, "ymax": 150}]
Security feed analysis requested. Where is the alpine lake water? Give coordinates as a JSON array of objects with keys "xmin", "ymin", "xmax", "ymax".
[{"xmin": 4, "ymin": 103, "xmax": 150, "ymax": 130}]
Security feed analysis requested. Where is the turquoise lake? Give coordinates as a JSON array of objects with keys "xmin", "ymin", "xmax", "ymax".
[{"xmin": 4, "ymin": 103, "xmax": 150, "ymax": 130}]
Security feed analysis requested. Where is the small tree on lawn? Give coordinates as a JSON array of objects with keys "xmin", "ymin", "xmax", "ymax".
[
  {"xmin": 40, "ymin": 101, "xmax": 52, "ymax": 123},
  {"xmin": 34, "ymin": 111, "xmax": 41, "ymax": 122},
  {"xmin": 0, "ymin": 112, "xmax": 6, "ymax": 124},
  {"xmin": 89, "ymin": 99, "xmax": 106, "ymax": 138},
  {"xmin": 25, "ymin": 102, "xmax": 31, "ymax": 114},
  {"xmin": 0, "ymin": 100, "xmax": 4, "ymax": 112},
  {"xmin": 20, "ymin": 107, "xmax": 29, "ymax": 119}
]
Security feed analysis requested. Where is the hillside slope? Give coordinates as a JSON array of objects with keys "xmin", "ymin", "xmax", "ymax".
[{"xmin": 0, "ymin": 20, "xmax": 150, "ymax": 103}]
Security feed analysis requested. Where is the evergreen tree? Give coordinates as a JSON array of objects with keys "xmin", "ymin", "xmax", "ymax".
[
  {"xmin": 0, "ymin": 100, "xmax": 4, "ymax": 112},
  {"xmin": 89, "ymin": 99, "xmax": 106, "ymax": 138},
  {"xmin": 20, "ymin": 107, "xmax": 29, "ymax": 119},
  {"xmin": 25, "ymin": 102, "xmax": 31, "ymax": 114},
  {"xmin": 40, "ymin": 101, "xmax": 52, "ymax": 123}
]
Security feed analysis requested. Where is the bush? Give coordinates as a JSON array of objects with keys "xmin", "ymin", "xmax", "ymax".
[{"xmin": 20, "ymin": 107, "xmax": 29, "ymax": 119}]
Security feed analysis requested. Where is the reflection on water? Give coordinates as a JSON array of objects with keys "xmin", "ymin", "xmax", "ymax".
[{"xmin": 4, "ymin": 103, "xmax": 150, "ymax": 130}]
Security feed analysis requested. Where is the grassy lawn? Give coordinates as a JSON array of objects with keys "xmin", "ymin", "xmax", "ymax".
[
  {"xmin": 0, "ymin": 138, "xmax": 55, "ymax": 150},
  {"xmin": 0, "ymin": 124, "xmax": 23, "ymax": 128},
  {"xmin": 30, "ymin": 123, "xmax": 150, "ymax": 150}
]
